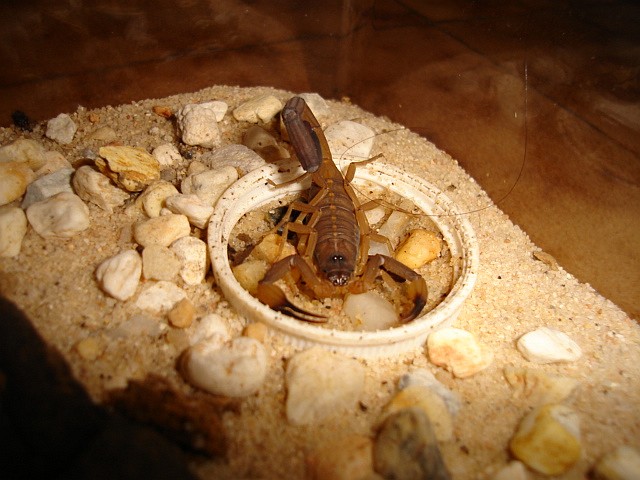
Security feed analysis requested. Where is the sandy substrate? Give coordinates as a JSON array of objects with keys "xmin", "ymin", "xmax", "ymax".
[{"xmin": 0, "ymin": 85, "xmax": 638, "ymax": 479}]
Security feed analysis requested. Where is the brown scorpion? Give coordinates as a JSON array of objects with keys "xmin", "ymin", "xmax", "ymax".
[{"xmin": 254, "ymin": 96, "xmax": 428, "ymax": 323}]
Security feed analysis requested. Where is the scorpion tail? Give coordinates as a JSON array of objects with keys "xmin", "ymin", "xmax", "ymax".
[
  {"xmin": 399, "ymin": 277, "xmax": 428, "ymax": 323},
  {"xmin": 256, "ymin": 283, "xmax": 327, "ymax": 323}
]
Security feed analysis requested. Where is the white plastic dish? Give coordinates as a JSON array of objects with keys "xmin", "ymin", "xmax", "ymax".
[{"xmin": 208, "ymin": 161, "xmax": 479, "ymax": 357}]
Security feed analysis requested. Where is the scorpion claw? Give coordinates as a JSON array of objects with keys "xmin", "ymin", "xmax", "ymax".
[
  {"xmin": 256, "ymin": 283, "xmax": 328, "ymax": 323},
  {"xmin": 399, "ymin": 277, "xmax": 428, "ymax": 323}
]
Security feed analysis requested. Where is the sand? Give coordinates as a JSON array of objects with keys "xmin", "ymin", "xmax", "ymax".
[{"xmin": 0, "ymin": 85, "xmax": 638, "ymax": 479}]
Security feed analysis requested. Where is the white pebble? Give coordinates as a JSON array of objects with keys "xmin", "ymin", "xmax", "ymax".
[
  {"xmin": 165, "ymin": 194, "xmax": 213, "ymax": 229},
  {"xmin": 201, "ymin": 144, "xmax": 266, "ymax": 175},
  {"xmin": 138, "ymin": 180, "xmax": 180, "ymax": 218},
  {"xmin": 26, "ymin": 192, "xmax": 90, "ymax": 238},
  {"xmin": 592, "ymin": 445, "xmax": 640, "ymax": 480},
  {"xmin": 180, "ymin": 165, "xmax": 238, "ymax": 206},
  {"xmin": 491, "ymin": 461, "xmax": 528, "ymax": 480},
  {"xmin": 45, "ymin": 113, "xmax": 77, "ymax": 144},
  {"xmin": 517, "ymin": 327, "xmax": 582, "ymax": 364},
  {"xmin": 324, "ymin": 120, "xmax": 375, "ymax": 162},
  {"xmin": 427, "ymin": 327, "xmax": 493, "ymax": 378},
  {"xmin": 0, "ymin": 161, "xmax": 34, "ymax": 206},
  {"xmin": 377, "ymin": 210, "xmax": 410, "ymax": 250},
  {"xmin": 285, "ymin": 347, "xmax": 365, "ymax": 425},
  {"xmin": 0, "ymin": 206, "xmax": 27, "ymax": 257},
  {"xmin": 297, "ymin": 93, "xmax": 330, "ymax": 118},
  {"xmin": 170, "ymin": 235, "xmax": 209, "ymax": 285},
  {"xmin": 142, "ymin": 245, "xmax": 181, "ymax": 281},
  {"xmin": 135, "ymin": 281, "xmax": 186, "ymax": 312},
  {"xmin": 182, "ymin": 336, "xmax": 268, "ymax": 397},
  {"xmin": 133, "ymin": 213, "xmax": 190, "ymax": 247},
  {"xmin": 72, "ymin": 165, "xmax": 129, "ymax": 212},
  {"xmin": 95, "ymin": 250, "xmax": 142, "ymax": 301},
  {"xmin": 176, "ymin": 102, "xmax": 222, "ymax": 148},
  {"xmin": 189, "ymin": 313, "xmax": 230, "ymax": 346},
  {"xmin": 343, "ymin": 292, "xmax": 397, "ymax": 331},
  {"xmin": 0, "ymin": 138, "xmax": 47, "ymax": 170},
  {"xmin": 233, "ymin": 95, "xmax": 283, "ymax": 123},
  {"xmin": 152, "ymin": 143, "xmax": 183, "ymax": 167},
  {"xmin": 21, "ymin": 167, "xmax": 74, "ymax": 209}
]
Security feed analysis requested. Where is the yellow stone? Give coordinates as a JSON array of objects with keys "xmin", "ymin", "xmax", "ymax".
[
  {"xmin": 510, "ymin": 403, "xmax": 581, "ymax": 475},
  {"xmin": 96, "ymin": 145, "xmax": 160, "ymax": 192},
  {"xmin": 232, "ymin": 259, "xmax": 269, "ymax": 294},
  {"xmin": 251, "ymin": 233, "xmax": 296, "ymax": 263},
  {"xmin": 243, "ymin": 322, "xmax": 268, "ymax": 342},
  {"xmin": 395, "ymin": 229, "xmax": 442, "ymax": 269},
  {"xmin": 168, "ymin": 298, "xmax": 195, "ymax": 328}
]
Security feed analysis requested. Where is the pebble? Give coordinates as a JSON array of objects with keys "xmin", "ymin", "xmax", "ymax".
[
  {"xmin": 517, "ymin": 327, "xmax": 582, "ymax": 364},
  {"xmin": 26, "ymin": 192, "xmax": 90, "ymax": 238},
  {"xmin": 232, "ymin": 258, "xmax": 269, "ymax": 295},
  {"xmin": 343, "ymin": 292, "xmax": 398, "ymax": 331},
  {"xmin": 232, "ymin": 94, "xmax": 282, "ymax": 123},
  {"xmin": 95, "ymin": 250, "xmax": 142, "ymax": 301},
  {"xmin": 180, "ymin": 165, "xmax": 238, "ymax": 206},
  {"xmin": 491, "ymin": 461, "xmax": 528, "ymax": 480},
  {"xmin": 503, "ymin": 367, "xmax": 579, "ymax": 405},
  {"xmin": 242, "ymin": 322, "xmax": 268, "ymax": 342},
  {"xmin": 189, "ymin": 313, "xmax": 230, "ymax": 346},
  {"xmin": 135, "ymin": 281, "xmax": 186, "ymax": 313},
  {"xmin": 427, "ymin": 328, "xmax": 493, "ymax": 378},
  {"xmin": 88, "ymin": 125, "xmax": 117, "ymax": 142},
  {"xmin": 285, "ymin": 347, "xmax": 365, "ymax": 425},
  {"xmin": 397, "ymin": 368, "xmax": 461, "ymax": 416},
  {"xmin": 324, "ymin": 120, "xmax": 375, "ymax": 162},
  {"xmin": 35, "ymin": 151, "xmax": 72, "ymax": 177},
  {"xmin": 133, "ymin": 213, "xmax": 190, "ymax": 247},
  {"xmin": 377, "ymin": 211, "xmax": 410, "ymax": 250},
  {"xmin": 250, "ymin": 232, "xmax": 296, "ymax": 263},
  {"xmin": 0, "ymin": 161, "xmax": 34, "ymax": 206},
  {"xmin": 21, "ymin": 167, "xmax": 74, "ymax": 208},
  {"xmin": 111, "ymin": 313, "xmax": 164, "ymax": 338},
  {"xmin": 381, "ymin": 385, "xmax": 454, "ymax": 442},
  {"xmin": 176, "ymin": 102, "xmax": 223, "ymax": 148},
  {"xmin": 96, "ymin": 145, "xmax": 160, "ymax": 192},
  {"xmin": 142, "ymin": 244, "xmax": 181, "ymax": 281},
  {"xmin": 45, "ymin": 113, "xmax": 77, "ymax": 144},
  {"xmin": 395, "ymin": 229, "xmax": 442, "ymax": 269},
  {"xmin": 592, "ymin": 445, "xmax": 640, "ymax": 480},
  {"xmin": 0, "ymin": 206, "xmax": 28, "ymax": 257},
  {"xmin": 152, "ymin": 143, "xmax": 183, "ymax": 167},
  {"xmin": 72, "ymin": 165, "xmax": 130, "ymax": 212},
  {"xmin": 181, "ymin": 336, "xmax": 268, "ymax": 397},
  {"xmin": 202, "ymin": 144, "xmax": 268, "ymax": 175},
  {"xmin": 306, "ymin": 434, "xmax": 377, "ymax": 480},
  {"xmin": 242, "ymin": 126, "xmax": 289, "ymax": 162},
  {"xmin": 298, "ymin": 92, "xmax": 330, "ymax": 118},
  {"xmin": 74, "ymin": 336, "xmax": 105, "ymax": 361},
  {"xmin": 509, "ymin": 403, "xmax": 581, "ymax": 475},
  {"xmin": 170, "ymin": 236, "xmax": 209, "ymax": 285},
  {"xmin": 165, "ymin": 193, "xmax": 213, "ymax": 229},
  {"xmin": 168, "ymin": 298, "xmax": 195, "ymax": 328},
  {"xmin": 138, "ymin": 180, "xmax": 180, "ymax": 218},
  {"xmin": 0, "ymin": 138, "xmax": 47, "ymax": 170},
  {"xmin": 374, "ymin": 408, "xmax": 451, "ymax": 480}
]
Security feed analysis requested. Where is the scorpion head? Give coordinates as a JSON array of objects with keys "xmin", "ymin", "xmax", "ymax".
[{"xmin": 324, "ymin": 254, "xmax": 352, "ymax": 287}]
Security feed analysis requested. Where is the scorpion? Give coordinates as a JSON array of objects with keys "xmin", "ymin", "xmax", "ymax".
[{"xmin": 253, "ymin": 96, "xmax": 428, "ymax": 323}]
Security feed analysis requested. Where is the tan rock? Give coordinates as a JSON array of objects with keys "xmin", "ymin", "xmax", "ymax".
[
  {"xmin": 168, "ymin": 298, "xmax": 196, "ymax": 328},
  {"xmin": 592, "ymin": 445, "xmax": 640, "ymax": 480},
  {"xmin": 427, "ymin": 328, "xmax": 493, "ymax": 378},
  {"xmin": 133, "ymin": 214, "xmax": 190, "ymax": 247},
  {"xmin": 306, "ymin": 435, "xmax": 376, "ymax": 480},
  {"xmin": 0, "ymin": 161, "xmax": 34, "ymax": 206},
  {"xmin": 395, "ymin": 229, "xmax": 442, "ymax": 269},
  {"xmin": 0, "ymin": 206, "xmax": 28, "ymax": 257},
  {"xmin": 510, "ymin": 403, "xmax": 581, "ymax": 475},
  {"xmin": 0, "ymin": 138, "xmax": 47, "ymax": 170},
  {"xmin": 242, "ymin": 322, "xmax": 268, "ymax": 342},
  {"xmin": 26, "ymin": 192, "xmax": 90, "ymax": 238},
  {"xmin": 72, "ymin": 165, "xmax": 129, "ymax": 212},
  {"xmin": 96, "ymin": 145, "xmax": 160, "ymax": 192},
  {"xmin": 142, "ymin": 245, "xmax": 181, "ymax": 281}
]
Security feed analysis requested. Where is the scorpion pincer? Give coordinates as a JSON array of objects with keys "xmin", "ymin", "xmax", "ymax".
[{"xmin": 255, "ymin": 96, "xmax": 428, "ymax": 323}]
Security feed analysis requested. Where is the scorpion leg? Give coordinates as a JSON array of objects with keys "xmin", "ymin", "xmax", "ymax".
[
  {"xmin": 255, "ymin": 254, "xmax": 328, "ymax": 323},
  {"xmin": 359, "ymin": 254, "xmax": 428, "ymax": 323}
]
